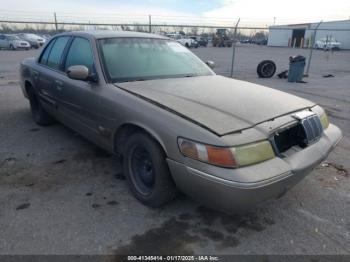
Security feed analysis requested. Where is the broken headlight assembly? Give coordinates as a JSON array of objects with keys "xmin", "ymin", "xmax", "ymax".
[
  {"xmin": 178, "ymin": 138, "xmax": 275, "ymax": 168},
  {"xmin": 319, "ymin": 111, "xmax": 329, "ymax": 129}
]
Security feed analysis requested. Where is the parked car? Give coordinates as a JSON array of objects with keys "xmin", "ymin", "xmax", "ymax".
[
  {"xmin": 20, "ymin": 31, "xmax": 342, "ymax": 213},
  {"xmin": 314, "ymin": 37, "xmax": 341, "ymax": 50},
  {"xmin": 252, "ymin": 38, "xmax": 267, "ymax": 45},
  {"xmin": 190, "ymin": 36, "xmax": 208, "ymax": 47},
  {"xmin": 17, "ymin": 33, "xmax": 46, "ymax": 48},
  {"xmin": 166, "ymin": 33, "xmax": 198, "ymax": 48},
  {"xmin": 41, "ymin": 34, "xmax": 52, "ymax": 40},
  {"xmin": 0, "ymin": 34, "xmax": 30, "ymax": 50},
  {"xmin": 240, "ymin": 39, "xmax": 252, "ymax": 44}
]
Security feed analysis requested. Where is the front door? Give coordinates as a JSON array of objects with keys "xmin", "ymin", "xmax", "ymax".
[{"xmin": 56, "ymin": 36, "xmax": 106, "ymax": 146}]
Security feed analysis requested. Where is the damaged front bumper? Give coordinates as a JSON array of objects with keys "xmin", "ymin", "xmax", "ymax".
[{"xmin": 168, "ymin": 124, "xmax": 342, "ymax": 213}]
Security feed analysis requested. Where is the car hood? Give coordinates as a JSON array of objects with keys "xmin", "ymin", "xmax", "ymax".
[{"xmin": 116, "ymin": 75, "xmax": 315, "ymax": 135}]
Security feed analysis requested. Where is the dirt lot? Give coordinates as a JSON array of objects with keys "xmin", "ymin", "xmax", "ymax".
[{"xmin": 0, "ymin": 45, "xmax": 349, "ymax": 256}]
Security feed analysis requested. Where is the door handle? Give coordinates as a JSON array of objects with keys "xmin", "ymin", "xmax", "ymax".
[{"xmin": 55, "ymin": 80, "xmax": 63, "ymax": 91}]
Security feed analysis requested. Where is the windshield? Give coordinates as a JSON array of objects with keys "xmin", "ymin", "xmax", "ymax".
[
  {"xmin": 99, "ymin": 38, "xmax": 214, "ymax": 82},
  {"xmin": 7, "ymin": 35, "xmax": 20, "ymax": 40}
]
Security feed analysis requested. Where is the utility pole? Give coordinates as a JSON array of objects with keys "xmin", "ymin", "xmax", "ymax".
[
  {"xmin": 54, "ymin": 12, "xmax": 58, "ymax": 31},
  {"xmin": 230, "ymin": 18, "xmax": 240, "ymax": 78},
  {"xmin": 148, "ymin": 14, "xmax": 152, "ymax": 33},
  {"xmin": 305, "ymin": 20, "xmax": 322, "ymax": 77}
]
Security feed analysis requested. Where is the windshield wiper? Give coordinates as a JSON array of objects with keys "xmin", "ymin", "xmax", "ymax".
[
  {"xmin": 120, "ymin": 78, "xmax": 147, "ymax": 83},
  {"xmin": 185, "ymin": 74, "xmax": 195, "ymax": 77}
]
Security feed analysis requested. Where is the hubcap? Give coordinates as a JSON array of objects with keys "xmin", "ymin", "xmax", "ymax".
[
  {"xmin": 261, "ymin": 63, "xmax": 274, "ymax": 77},
  {"xmin": 130, "ymin": 146, "xmax": 155, "ymax": 196}
]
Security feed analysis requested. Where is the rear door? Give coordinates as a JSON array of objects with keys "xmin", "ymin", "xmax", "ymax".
[{"xmin": 36, "ymin": 36, "xmax": 71, "ymax": 114}]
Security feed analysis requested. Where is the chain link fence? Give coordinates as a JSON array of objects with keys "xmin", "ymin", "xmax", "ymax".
[{"xmin": 1, "ymin": 13, "xmax": 349, "ymax": 80}]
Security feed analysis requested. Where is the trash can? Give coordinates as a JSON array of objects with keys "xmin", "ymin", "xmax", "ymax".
[{"xmin": 288, "ymin": 55, "xmax": 306, "ymax": 82}]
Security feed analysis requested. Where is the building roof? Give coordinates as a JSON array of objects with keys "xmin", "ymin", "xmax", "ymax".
[{"xmin": 269, "ymin": 19, "xmax": 350, "ymax": 29}]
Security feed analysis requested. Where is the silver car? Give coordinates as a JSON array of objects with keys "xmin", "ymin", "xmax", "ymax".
[
  {"xmin": 20, "ymin": 31, "xmax": 342, "ymax": 213},
  {"xmin": 17, "ymin": 33, "xmax": 45, "ymax": 49},
  {"xmin": 0, "ymin": 34, "xmax": 30, "ymax": 50}
]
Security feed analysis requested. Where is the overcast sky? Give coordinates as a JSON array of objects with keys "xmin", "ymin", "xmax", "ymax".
[{"xmin": 1, "ymin": 0, "xmax": 350, "ymax": 25}]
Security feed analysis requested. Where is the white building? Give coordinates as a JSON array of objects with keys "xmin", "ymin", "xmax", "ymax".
[{"xmin": 268, "ymin": 20, "xmax": 350, "ymax": 49}]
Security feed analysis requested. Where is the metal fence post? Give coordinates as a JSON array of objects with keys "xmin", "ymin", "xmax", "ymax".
[
  {"xmin": 54, "ymin": 12, "xmax": 58, "ymax": 31},
  {"xmin": 149, "ymin": 15, "xmax": 152, "ymax": 33},
  {"xmin": 305, "ymin": 20, "xmax": 322, "ymax": 77},
  {"xmin": 230, "ymin": 18, "xmax": 240, "ymax": 78}
]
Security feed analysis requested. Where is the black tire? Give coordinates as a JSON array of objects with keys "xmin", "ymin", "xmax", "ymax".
[
  {"xmin": 185, "ymin": 43, "xmax": 189, "ymax": 48},
  {"xmin": 123, "ymin": 133, "xmax": 177, "ymax": 207},
  {"xmin": 10, "ymin": 44, "xmax": 15, "ymax": 50},
  {"xmin": 257, "ymin": 60, "xmax": 276, "ymax": 78},
  {"xmin": 27, "ymin": 87, "xmax": 55, "ymax": 126}
]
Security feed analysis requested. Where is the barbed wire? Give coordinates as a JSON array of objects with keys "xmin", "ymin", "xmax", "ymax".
[
  {"xmin": 1, "ymin": 10, "xmax": 349, "ymax": 26},
  {"xmin": 1, "ymin": 11, "xmax": 350, "ymax": 30}
]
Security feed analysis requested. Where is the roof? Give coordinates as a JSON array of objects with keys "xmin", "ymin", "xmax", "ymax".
[
  {"xmin": 269, "ymin": 19, "xmax": 350, "ymax": 29},
  {"xmin": 65, "ymin": 30, "xmax": 169, "ymax": 40}
]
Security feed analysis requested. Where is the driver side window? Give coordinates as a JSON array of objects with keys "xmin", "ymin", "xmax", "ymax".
[{"xmin": 65, "ymin": 37, "xmax": 94, "ymax": 73}]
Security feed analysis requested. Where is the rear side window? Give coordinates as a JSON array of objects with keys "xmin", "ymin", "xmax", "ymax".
[
  {"xmin": 39, "ymin": 39, "xmax": 56, "ymax": 65},
  {"xmin": 65, "ymin": 37, "xmax": 94, "ymax": 72},
  {"xmin": 46, "ymin": 36, "xmax": 70, "ymax": 70}
]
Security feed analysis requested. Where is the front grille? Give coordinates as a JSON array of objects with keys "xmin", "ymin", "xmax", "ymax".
[
  {"xmin": 300, "ymin": 114, "xmax": 323, "ymax": 145},
  {"xmin": 272, "ymin": 114, "xmax": 323, "ymax": 155},
  {"xmin": 274, "ymin": 123, "xmax": 306, "ymax": 153}
]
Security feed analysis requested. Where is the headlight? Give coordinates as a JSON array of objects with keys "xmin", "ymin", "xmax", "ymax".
[
  {"xmin": 319, "ymin": 111, "xmax": 329, "ymax": 129},
  {"xmin": 178, "ymin": 138, "xmax": 275, "ymax": 168}
]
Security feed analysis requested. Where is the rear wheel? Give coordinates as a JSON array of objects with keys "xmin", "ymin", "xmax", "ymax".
[
  {"xmin": 257, "ymin": 60, "xmax": 276, "ymax": 78},
  {"xmin": 123, "ymin": 133, "xmax": 177, "ymax": 207},
  {"xmin": 27, "ymin": 87, "xmax": 55, "ymax": 126}
]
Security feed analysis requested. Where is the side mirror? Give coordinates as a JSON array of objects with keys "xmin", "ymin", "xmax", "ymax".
[
  {"xmin": 67, "ymin": 65, "xmax": 90, "ymax": 81},
  {"xmin": 206, "ymin": 61, "xmax": 215, "ymax": 69}
]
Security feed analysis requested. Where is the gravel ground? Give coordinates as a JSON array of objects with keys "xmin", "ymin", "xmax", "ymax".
[{"xmin": 0, "ymin": 45, "xmax": 349, "ymax": 256}]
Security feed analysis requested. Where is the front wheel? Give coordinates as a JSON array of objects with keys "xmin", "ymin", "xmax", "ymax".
[{"xmin": 123, "ymin": 133, "xmax": 177, "ymax": 207}]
